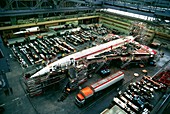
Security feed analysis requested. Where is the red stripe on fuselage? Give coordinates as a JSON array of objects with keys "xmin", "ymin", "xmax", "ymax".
[
  {"xmin": 75, "ymin": 41, "xmax": 125, "ymax": 60},
  {"xmin": 75, "ymin": 46, "xmax": 111, "ymax": 60}
]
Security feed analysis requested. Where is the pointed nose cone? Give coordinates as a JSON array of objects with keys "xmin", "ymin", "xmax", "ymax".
[{"xmin": 31, "ymin": 66, "xmax": 50, "ymax": 78}]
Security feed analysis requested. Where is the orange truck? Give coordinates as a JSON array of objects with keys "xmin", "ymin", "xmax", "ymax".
[{"xmin": 75, "ymin": 71, "xmax": 124, "ymax": 107}]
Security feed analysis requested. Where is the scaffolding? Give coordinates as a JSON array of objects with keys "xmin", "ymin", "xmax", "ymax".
[{"xmin": 24, "ymin": 71, "xmax": 66, "ymax": 97}]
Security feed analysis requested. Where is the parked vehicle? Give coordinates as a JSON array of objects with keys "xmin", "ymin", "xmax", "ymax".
[{"xmin": 75, "ymin": 71, "xmax": 124, "ymax": 107}]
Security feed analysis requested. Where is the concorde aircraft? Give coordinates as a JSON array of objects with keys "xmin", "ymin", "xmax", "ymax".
[{"xmin": 30, "ymin": 36, "xmax": 156, "ymax": 78}]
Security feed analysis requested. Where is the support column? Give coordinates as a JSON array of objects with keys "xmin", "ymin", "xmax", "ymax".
[
  {"xmin": 10, "ymin": 16, "xmax": 17, "ymax": 25},
  {"xmin": 38, "ymin": 14, "xmax": 43, "ymax": 22}
]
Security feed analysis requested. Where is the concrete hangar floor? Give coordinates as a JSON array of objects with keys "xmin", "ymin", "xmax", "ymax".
[{"xmin": 0, "ymin": 24, "xmax": 170, "ymax": 114}]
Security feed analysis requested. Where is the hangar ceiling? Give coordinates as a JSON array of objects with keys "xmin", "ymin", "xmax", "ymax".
[{"xmin": 0, "ymin": 0, "xmax": 169, "ymax": 24}]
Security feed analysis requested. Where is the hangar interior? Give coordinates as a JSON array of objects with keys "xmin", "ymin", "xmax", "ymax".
[{"xmin": 0, "ymin": 0, "xmax": 170, "ymax": 114}]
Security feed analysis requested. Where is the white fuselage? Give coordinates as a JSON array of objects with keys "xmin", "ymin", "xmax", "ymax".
[{"xmin": 31, "ymin": 36, "xmax": 134, "ymax": 78}]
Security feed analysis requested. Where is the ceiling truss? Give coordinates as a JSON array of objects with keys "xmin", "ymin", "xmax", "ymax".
[{"xmin": 0, "ymin": 0, "xmax": 169, "ymax": 24}]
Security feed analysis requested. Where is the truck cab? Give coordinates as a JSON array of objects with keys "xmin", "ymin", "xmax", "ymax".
[
  {"xmin": 75, "ymin": 86, "xmax": 94, "ymax": 107},
  {"xmin": 75, "ymin": 93, "xmax": 85, "ymax": 107}
]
